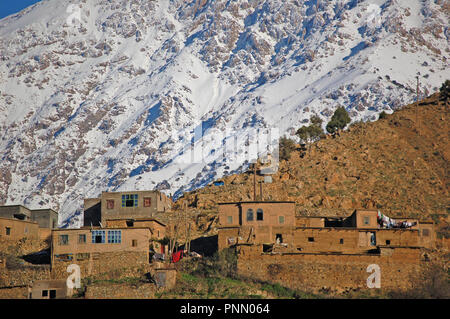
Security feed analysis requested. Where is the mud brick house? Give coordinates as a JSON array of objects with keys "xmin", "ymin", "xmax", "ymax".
[
  {"xmin": 0, "ymin": 205, "xmax": 33, "ymax": 221},
  {"xmin": 29, "ymin": 209, "xmax": 58, "ymax": 229},
  {"xmin": 0, "ymin": 205, "xmax": 58, "ymax": 229},
  {"xmin": 105, "ymin": 218, "xmax": 167, "ymax": 253},
  {"xmin": 28, "ymin": 280, "xmax": 72, "ymax": 299},
  {"xmin": 105, "ymin": 218, "xmax": 166, "ymax": 240},
  {"xmin": 218, "ymin": 201, "xmax": 296, "ymax": 250},
  {"xmin": 0, "ymin": 205, "xmax": 58, "ymax": 242},
  {"xmin": 218, "ymin": 202, "xmax": 436, "ymax": 291},
  {"xmin": 83, "ymin": 190, "xmax": 172, "ymax": 227},
  {"xmin": 0, "ymin": 217, "xmax": 39, "ymax": 241},
  {"xmin": 51, "ymin": 227, "xmax": 152, "ymax": 278}
]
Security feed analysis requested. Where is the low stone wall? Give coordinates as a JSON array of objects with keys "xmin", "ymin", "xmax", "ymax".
[
  {"xmin": 51, "ymin": 251, "xmax": 151, "ymax": 280},
  {"xmin": 236, "ymin": 245, "xmax": 422, "ymax": 293},
  {"xmin": 0, "ymin": 238, "xmax": 48, "ymax": 256},
  {"xmin": 0, "ymin": 266, "xmax": 51, "ymax": 287},
  {"xmin": 85, "ymin": 282, "xmax": 156, "ymax": 299},
  {"xmin": 0, "ymin": 287, "xmax": 28, "ymax": 299}
]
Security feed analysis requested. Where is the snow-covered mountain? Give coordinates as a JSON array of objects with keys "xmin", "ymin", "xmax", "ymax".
[{"xmin": 0, "ymin": 0, "xmax": 448, "ymax": 227}]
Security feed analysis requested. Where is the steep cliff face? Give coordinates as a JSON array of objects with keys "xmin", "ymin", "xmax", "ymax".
[{"xmin": 0, "ymin": 0, "xmax": 448, "ymax": 227}]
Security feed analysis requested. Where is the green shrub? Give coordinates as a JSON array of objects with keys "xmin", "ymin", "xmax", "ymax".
[
  {"xmin": 326, "ymin": 107, "xmax": 351, "ymax": 133},
  {"xmin": 279, "ymin": 136, "xmax": 296, "ymax": 161},
  {"xmin": 439, "ymin": 80, "xmax": 449, "ymax": 102}
]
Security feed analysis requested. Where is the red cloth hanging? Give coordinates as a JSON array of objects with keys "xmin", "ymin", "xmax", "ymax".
[{"xmin": 171, "ymin": 250, "xmax": 183, "ymax": 263}]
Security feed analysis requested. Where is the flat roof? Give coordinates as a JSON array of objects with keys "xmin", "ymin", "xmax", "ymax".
[
  {"xmin": 218, "ymin": 201, "xmax": 295, "ymax": 205},
  {"xmin": 0, "ymin": 204, "xmax": 30, "ymax": 210},
  {"xmin": 31, "ymin": 208, "xmax": 58, "ymax": 214},
  {"xmin": 101, "ymin": 190, "xmax": 162, "ymax": 194},
  {"xmin": 0, "ymin": 217, "xmax": 38, "ymax": 224},
  {"xmin": 106, "ymin": 218, "xmax": 166, "ymax": 227},
  {"xmin": 296, "ymin": 215, "xmax": 334, "ymax": 219},
  {"xmin": 378, "ymin": 245, "xmax": 422, "ymax": 249},
  {"xmin": 52, "ymin": 227, "xmax": 152, "ymax": 231},
  {"xmin": 295, "ymin": 226, "xmax": 419, "ymax": 231}
]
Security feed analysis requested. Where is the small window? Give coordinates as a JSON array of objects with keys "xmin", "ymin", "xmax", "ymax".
[
  {"xmin": 5, "ymin": 227, "xmax": 11, "ymax": 236},
  {"xmin": 386, "ymin": 240, "xmax": 391, "ymax": 245},
  {"xmin": 144, "ymin": 197, "xmax": 152, "ymax": 207},
  {"xmin": 78, "ymin": 234, "xmax": 86, "ymax": 244},
  {"xmin": 76, "ymin": 253, "xmax": 90, "ymax": 261},
  {"xmin": 246, "ymin": 209, "xmax": 254, "ymax": 221},
  {"xmin": 339, "ymin": 238, "xmax": 344, "ymax": 244},
  {"xmin": 59, "ymin": 235, "xmax": 69, "ymax": 245},
  {"xmin": 422, "ymin": 229, "xmax": 430, "ymax": 237},
  {"xmin": 370, "ymin": 232, "xmax": 376, "ymax": 246},
  {"xmin": 52, "ymin": 220, "xmax": 56, "ymax": 228},
  {"xmin": 92, "ymin": 230, "xmax": 105, "ymax": 243},
  {"xmin": 108, "ymin": 230, "xmax": 122, "ymax": 244},
  {"xmin": 42, "ymin": 290, "xmax": 48, "ymax": 297},
  {"xmin": 308, "ymin": 237, "xmax": 315, "ymax": 242},
  {"xmin": 256, "ymin": 209, "xmax": 264, "ymax": 221},
  {"xmin": 122, "ymin": 194, "xmax": 138, "ymax": 207},
  {"xmin": 227, "ymin": 216, "xmax": 233, "ymax": 224},
  {"xmin": 363, "ymin": 216, "xmax": 370, "ymax": 225},
  {"xmin": 49, "ymin": 290, "xmax": 56, "ymax": 299},
  {"xmin": 106, "ymin": 199, "xmax": 114, "ymax": 210},
  {"xmin": 279, "ymin": 216, "xmax": 285, "ymax": 224},
  {"xmin": 126, "ymin": 220, "xmax": 134, "ymax": 227},
  {"xmin": 132, "ymin": 239, "xmax": 138, "ymax": 247},
  {"xmin": 55, "ymin": 254, "xmax": 73, "ymax": 261}
]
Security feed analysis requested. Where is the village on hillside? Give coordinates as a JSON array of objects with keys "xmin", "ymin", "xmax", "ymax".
[{"xmin": 0, "ymin": 89, "xmax": 449, "ymax": 299}]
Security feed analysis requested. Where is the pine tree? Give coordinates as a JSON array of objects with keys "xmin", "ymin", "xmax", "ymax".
[
  {"xmin": 279, "ymin": 136, "xmax": 296, "ymax": 161},
  {"xmin": 326, "ymin": 106, "xmax": 351, "ymax": 134},
  {"xmin": 296, "ymin": 115, "xmax": 324, "ymax": 154},
  {"xmin": 439, "ymin": 80, "xmax": 449, "ymax": 106}
]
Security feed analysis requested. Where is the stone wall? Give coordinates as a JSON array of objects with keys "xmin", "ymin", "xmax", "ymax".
[
  {"xmin": 0, "ymin": 287, "xmax": 29, "ymax": 299},
  {"xmin": 51, "ymin": 251, "xmax": 151, "ymax": 280},
  {"xmin": 218, "ymin": 227, "xmax": 239, "ymax": 250},
  {"xmin": 0, "ymin": 238, "xmax": 49, "ymax": 256},
  {"xmin": 0, "ymin": 218, "xmax": 39, "ymax": 241},
  {"xmin": 294, "ymin": 228, "xmax": 420, "ymax": 253},
  {"xmin": 0, "ymin": 266, "xmax": 51, "ymax": 287},
  {"xmin": 236, "ymin": 245, "xmax": 422, "ymax": 293},
  {"xmin": 85, "ymin": 282, "xmax": 156, "ymax": 299}
]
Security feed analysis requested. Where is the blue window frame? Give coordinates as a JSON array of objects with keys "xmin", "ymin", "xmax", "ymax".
[
  {"xmin": 246, "ymin": 209, "xmax": 254, "ymax": 221},
  {"xmin": 92, "ymin": 230, "xmax": 105, "ymax": 243},
  {"xmin": 108, "ymin": 230, "xmax": 122, "ymax": 244},
  {"xmin": 122, "ymin": 194, "xmax": 138, "ymax": 207}
]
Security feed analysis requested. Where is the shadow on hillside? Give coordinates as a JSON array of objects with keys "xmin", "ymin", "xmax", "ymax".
[
  {"xmin": 180, "ymin": 235, "xmax": 218, "ymax": 257},
  {"xmin": 22, "ymin": 248, "xmax": 51, "ymax": 265}
]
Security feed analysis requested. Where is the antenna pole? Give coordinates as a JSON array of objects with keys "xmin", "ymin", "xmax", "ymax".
[
  {"xmin": 253, "ymin": 163, "xmax": 257, "ymax": 201},
  {"xmin": 416, "ymin": 76, "xmax": 419, "ymax": 133}
]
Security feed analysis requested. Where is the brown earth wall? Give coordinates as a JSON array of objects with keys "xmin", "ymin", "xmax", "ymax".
[
  {"xmin": 236, "ymin": 245, "xmax": 421, "ymax": 292},
  {"xmin": 51, "ymin": 251, "xmax": 151, "ymax": 280}
]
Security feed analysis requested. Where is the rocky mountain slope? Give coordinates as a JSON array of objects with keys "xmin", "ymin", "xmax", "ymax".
[
  {"xmin": 177, "ymin": 93, "xmax": 448, "ymax": 226},
  {"xmin": 0, "ymin": 0, "xmax": 448, "ymax": 227}
]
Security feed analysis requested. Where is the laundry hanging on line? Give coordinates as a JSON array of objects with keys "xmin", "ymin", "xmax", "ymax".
[{"xmin": 377, "ymin": 211, "xmax": 417, "ymax": 229}]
